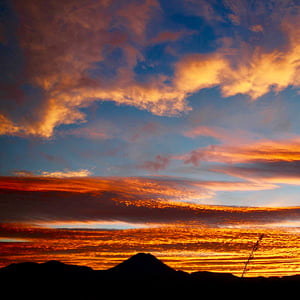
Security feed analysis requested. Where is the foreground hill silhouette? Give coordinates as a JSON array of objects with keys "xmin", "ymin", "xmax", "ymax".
[{"xmin": 1, "ymin": 253, "xmax": 300, "ymax": 297}]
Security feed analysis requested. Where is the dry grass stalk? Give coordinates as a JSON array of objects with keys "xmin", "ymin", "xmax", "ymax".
[{"xmin": 241, "ymin": 233, "xmax": 264, "ymax": 278}]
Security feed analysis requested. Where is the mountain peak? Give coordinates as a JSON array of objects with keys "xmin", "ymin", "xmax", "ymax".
[
  {"xmin": 107, "ymin": 253, "xmax": 177, "ymax": 278},
  {"xmin": 126, "ymin": 253, "xmax": 160, "ymax": 263}
]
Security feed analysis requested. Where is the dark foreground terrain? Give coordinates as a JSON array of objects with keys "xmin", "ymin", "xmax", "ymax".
[{"xmin": 1, "ymin": 253, "xmax": 299, "ymax": 298}]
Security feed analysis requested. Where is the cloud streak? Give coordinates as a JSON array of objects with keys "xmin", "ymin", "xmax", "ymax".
[
  {"xmin": 12, "ymin": 169, "xmax": 92, "ymax": 178},
  {"xmin": 0, "ymin": 176, "xmax": 291, "ymax": 226},
  {"xmin": 182, "ymin": 138, "xmax": 300, "ymax": 165},
  {"xmin": 180, "ymin": 134, "xmax": 300, "ymax": 188},
  {"xmin": 213, "ymin": 161, "xmax": 300, "ymax": 186}
]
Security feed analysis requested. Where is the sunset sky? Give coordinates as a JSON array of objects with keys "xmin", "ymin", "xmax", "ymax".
[{"xmin": 1, "ymin": 0, "xmax": 300, "ymax": 276}]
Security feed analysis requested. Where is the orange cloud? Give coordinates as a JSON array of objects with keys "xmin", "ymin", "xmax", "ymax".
[
  {"xmin": 5, "ymin": 69, "xmax": 189, "ymax": 139},
  {"xmin": 172, "ymin": 15, "xmax": 300, "ymax": 100},
  {"xmin": 174, "ymin": 54, "xmax": 228, "ymax": 93},
  {"xmin": 89, "ymin": 81, "xmax": 189, "ymax": 117},
  {"xmin": 0, "ymin": 114, "xmax": 20, "ymax": 135},
  {"xmin": 220, "ymin": 46, "xmax": 300, "ymax": 99},
  {"xmin": 181, "ymin": 135, "xmax": 300, "ymax": 186},
  {"xmin": 173, "ymin": 22, "xmax": 300, "ymax": 100},
  {"xmin": 182, "ymin": 138, "xmax": 300, "ymax": 166},
  {"xmin": 0, "ymin": 175, "xmax": 276, "ymax": 206},
  {"xmin": 212, "ymin": 161, "xmax": 300, "ymax": 186}
]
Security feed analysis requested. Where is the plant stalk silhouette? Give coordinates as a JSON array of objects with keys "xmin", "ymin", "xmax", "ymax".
[{"xmin": 241, "ymin": 234, "xmax": 264, "ymax": 278}]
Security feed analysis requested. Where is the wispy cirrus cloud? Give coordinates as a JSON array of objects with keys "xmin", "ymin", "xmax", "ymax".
[
  {"xmin": 61, "ymin": 125, "xmax": 115, "ymax": 140},
  {"xmin": 213, "ymin": 161, "xmax": 300, "ymax": 186},
  {"xmin": 3, "ymin": 175, "xmax": 268, "ymax": 198},
  {"xmin": 182, "ymin": 125, "xmax": 261, "ymax": 143},
  {"xmin": 182, "ymin": 138, "xmax": 300, "ymax": 166},
  {"xmin": 180, "ymin": 134, "xmax": 300, "ymax": 187}
]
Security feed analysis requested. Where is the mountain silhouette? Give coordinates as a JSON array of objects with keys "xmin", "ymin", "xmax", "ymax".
[
  {"xmin": 1, "ymin": 252, "xmax": 300, "ymax": 297},
  {"xmin": 0, "ymin": 260, "xmax": 94, "ymax": 281},
  {"xmin": 191, "ymin": 270, "xmax": 237, "ymax": 282},
  {"xmin": 106, "ymin": 253, "xmax": 182, "ymax": 279}
]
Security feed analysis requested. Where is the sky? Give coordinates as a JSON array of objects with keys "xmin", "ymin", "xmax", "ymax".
[{"xmin": 1, "ymin": 0, "xmax": 300, "ymax": 276}]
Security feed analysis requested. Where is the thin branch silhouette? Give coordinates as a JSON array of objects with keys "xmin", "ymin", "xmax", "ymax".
[{"xmin": 242, "ymin": 234, "xmax": 264, "ymax": 278}]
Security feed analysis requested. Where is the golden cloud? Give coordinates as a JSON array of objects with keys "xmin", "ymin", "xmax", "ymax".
[{"xmin": 174, "ymin": 54, "xmax": 228, "ymax": 92}]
